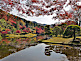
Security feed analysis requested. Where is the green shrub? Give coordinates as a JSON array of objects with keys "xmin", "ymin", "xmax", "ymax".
[{"xmin": 63, "ymin": 25, "xmax": 80, "ymax": 38}]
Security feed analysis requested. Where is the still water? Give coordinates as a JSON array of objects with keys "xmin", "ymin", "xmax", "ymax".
[
  {"xmin": 0, "ymin": 37, "xmax": 81, "ymax": 61},
  {"xmin": 1, "ymin": 43, "xmax": 69, "ymax": 61}
]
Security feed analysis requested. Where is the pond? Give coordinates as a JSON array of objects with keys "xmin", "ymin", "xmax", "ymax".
[
  {"xmin": 1, "ymin": 43, "xmax": 69, "ymax": 61},
  {"xmin": 0, "ymin": 37, "xmax": 81, "ymax": 61}
]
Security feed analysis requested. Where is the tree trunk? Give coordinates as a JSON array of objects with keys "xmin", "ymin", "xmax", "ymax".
[
  {"xmin": 16, "ymin": 21, "xmax": 19, "ymax": 30},
  {"xmin": 56, "ymin": 30, "xmax": 57, "ymax": 37},
  {"xmin": 73, "ymin": 28, "xmax": 76, "ymax": 41}
]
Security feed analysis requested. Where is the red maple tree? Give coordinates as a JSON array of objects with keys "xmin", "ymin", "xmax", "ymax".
[{"xmin": 0, "ymin": 0, "xmax": 81, "ymax": 23}]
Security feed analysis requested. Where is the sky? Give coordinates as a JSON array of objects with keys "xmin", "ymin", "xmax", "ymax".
[
  {"xmin": 9, "ymin": 0, "xmax": 71, "ymax": 25},
  {"xmin": 0, "ymin": 0, "xmax": 76, "ymax": 25},
  {"xmin": 10, "ymin": 7, "xmax": 66, "ymax": 25},
  {"xmin": 1, "ymin": 0, "xmax": 81, "ymax": 25}
]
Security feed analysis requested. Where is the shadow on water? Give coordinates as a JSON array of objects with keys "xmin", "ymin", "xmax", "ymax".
[
  {"xmin": 0, "ymin": 36, "xmax": 81, "ymax": 61},
  {"xmin": 44, "ymin": 45, "xmax": 81, "ymax": 61}
]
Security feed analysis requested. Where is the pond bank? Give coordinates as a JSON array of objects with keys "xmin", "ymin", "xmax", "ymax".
[
  {"xmin": 1, "ymin": 43, "xmax": 69, "ymax": 61},
  {"xmin": 39, "ymin": 36, "xmax": 81, "ymax": 47},
  {"xmin": 6, "ymin": 33, "xmax": 37, "ymax": 38}
]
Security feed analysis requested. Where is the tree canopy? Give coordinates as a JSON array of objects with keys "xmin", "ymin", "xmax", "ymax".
[
  {"xmin": 0, "ymin": 0, "xmax": 81, "ymax": 22},
  {"xmin": 53, "ymin": 26, "xmax": 62, "ymax": 37},
  {"xmin": 63, "ymin": 25, "xmax": 80, "ymax": 38}
]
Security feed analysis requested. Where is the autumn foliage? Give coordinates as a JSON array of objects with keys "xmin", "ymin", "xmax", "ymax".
[
  {"xmin": 35, "ymin": 27, "xmax": 45, "ymax": 34},
  {"xmin": 1, "ymin": 31, "xmax": 8, "ymax": 35},
  {"xmin": 0, "ymin": 0, "xmax": 81, "ymax": 22},
  {"xmin": 16, "ymin": 30, "xmax": 21, "ymax": 33}
]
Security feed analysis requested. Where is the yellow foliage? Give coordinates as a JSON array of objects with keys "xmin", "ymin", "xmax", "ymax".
[
  {"xmin": 6, "ymin": 33, "xmax": 37, "ymax": 38},
  {"xmin": 20, "ymin": 20, "xmax": 25, "ymax": 26}
]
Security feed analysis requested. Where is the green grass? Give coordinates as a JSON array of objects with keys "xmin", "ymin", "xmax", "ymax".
[
  {"xmin": 46, "ymin": 43, "xmax": 73, "ymax": 48},
  {"xmin": 42, "ymin": 37, "xmax": 73, "ymax": 44},
  {"xmin": 42, "ymin": 35, "xmax": 81, "ymax": 45},
  {"xmin": 76, "ymin": 36, "xmax": 81, "ymax": 38},
  {"xmin": 6, "ymin": 33, "xmax": 37, "ymax": 38}
]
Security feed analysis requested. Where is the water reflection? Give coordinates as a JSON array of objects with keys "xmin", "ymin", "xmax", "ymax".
[
  {"xmin": 1, "ymin": 43, "xmax": 69, "ymax": 61},
  {"xmin": 0, "ymin": 37, "xmax": 81, "ymax": 61},
  {"xmin": 44, "ymin": 45, "xmax": 81, "ymax": 61},
  {"xmin": 0, "ymin": 45, "xmax": 16, "ymax": 59},
  {"xmin": 0, "ymin": 36, "xmax": 45, "ymax": 59}
]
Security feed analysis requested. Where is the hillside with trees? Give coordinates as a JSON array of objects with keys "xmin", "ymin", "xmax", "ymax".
[{"xmin": 0, "ymin": 9, "xmax": 46, "ymax": 38}]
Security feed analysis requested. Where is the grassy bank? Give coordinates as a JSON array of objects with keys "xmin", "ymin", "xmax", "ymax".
[
  {"xmin": 41, "ymin": 36, "xmax": 81, "ymax": 44},
  {"xmin": 6, "ymin": 33, "xmax": 37, "ymax": 38},
  {"xmin": 42, "ymin": 37, "xmax": 73, "ymax": 44}
]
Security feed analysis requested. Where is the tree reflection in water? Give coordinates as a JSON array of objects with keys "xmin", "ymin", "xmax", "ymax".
[
  {"xmin": 0, "ymin": 37, "xmax": 81, "ymax": 61},
  {"xmin": 0, "ymin": 37, "xmax": 38, "ymax": 59},
  {"xmin": 44, "ymin": 45, "xmax": 81, "ymax": 61},
  {"xmin": 0, "ymin": 35, "xmax": 46, "ymax": 59}
]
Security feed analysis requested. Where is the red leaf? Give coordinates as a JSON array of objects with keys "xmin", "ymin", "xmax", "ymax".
[
  {"xmin": 9, "ymin": 2, "xmax": 13, "ymax": 5},
  {"xmin": 8, "ymin": 0, "xmax": 11, "ymax": 2},
  {"xmin": 16, "ymin": 30, "xmax": 21, "ymax": 33},
  {"xmin": 77, "ymin": 6, "xmax": 81, "ymax": 8},
  {"xmin": 31, "ymin": 0, "xmax": 39, "ymax": 3},
  {"xmin": 22, "ymin": 10, "xmax": 25, "ymax": 13},
  {"xmin": 69, "ymin": 13, "xmax": 72, "ymax": 18},
  {"xmin": 60, "ymin": 14, "xmax": 63, "ymax": 16}
]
